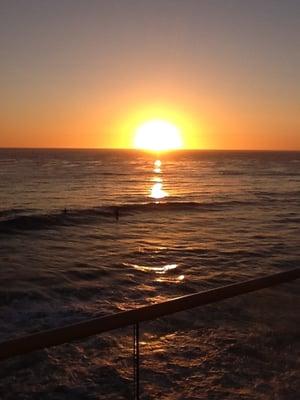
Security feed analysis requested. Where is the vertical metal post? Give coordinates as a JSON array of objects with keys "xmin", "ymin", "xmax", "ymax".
[{"xmin": 133, "ymin": 323, "xmax": 140, "ymax": 400}]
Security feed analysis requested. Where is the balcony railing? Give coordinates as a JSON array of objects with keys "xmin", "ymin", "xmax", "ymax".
[{"xmin": 0, "ymin": 268, "xmax": 299, "ymax": 399}]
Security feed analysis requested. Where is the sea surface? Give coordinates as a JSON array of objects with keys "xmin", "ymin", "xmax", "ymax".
[{"xmin": 0, "ymin": 149, "xmax": 299, "ymax": 399}]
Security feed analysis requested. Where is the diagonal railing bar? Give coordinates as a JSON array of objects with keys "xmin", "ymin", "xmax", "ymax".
[{"xmin": 0, "ymin": 268, "xmax": 299, "ymax": 362}]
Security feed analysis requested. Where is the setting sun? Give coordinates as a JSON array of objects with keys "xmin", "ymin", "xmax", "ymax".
[{"xmin": 134, "ymin": 120, "xmax": 183, "ymax": 151}]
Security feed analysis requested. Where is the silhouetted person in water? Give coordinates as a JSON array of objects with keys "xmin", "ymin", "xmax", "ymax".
[
  {"xmin": 114, "ymin": 207, "xmax": 119, "ymax": 222},
  {"xmin": 63, "ymin": 208, "xmax": 67, "ymax": 214}
]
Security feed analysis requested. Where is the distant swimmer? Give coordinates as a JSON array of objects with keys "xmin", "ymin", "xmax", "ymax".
[
  {"xmin": 63, "ymin": 208, "xmax": 67, "ymax": 214},
  {"xmin": 114, "ymin": 207, "xmax": 120, "ymax": 222}
]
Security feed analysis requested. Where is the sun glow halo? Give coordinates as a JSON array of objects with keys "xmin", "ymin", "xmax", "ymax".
[{"xmin": 134, "ymin": 120, "xmax": 183, "ymax": 151}]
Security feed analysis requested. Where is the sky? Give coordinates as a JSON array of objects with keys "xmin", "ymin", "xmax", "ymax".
[{"xmin": 0, "ymin": 0, "xmax": 299, "ymax": 150}]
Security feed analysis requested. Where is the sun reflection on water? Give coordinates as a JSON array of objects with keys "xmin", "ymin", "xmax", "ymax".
[
  {"xmin": 151, "ymin": 182, "xmax": 167, "ymax": 199},
  {"xmin": 153, "ymin": 159, "xmax": 162, "ymax": 173},
  {"xmin": 124, "ymin": 263, "xmax": 178, "ymax": 274},
  {"xmin": 123, "ymin": 263, "xmax": 184, "ymax": 284},
  {"xmin": 152, "ymin": 176, "xmax": 162, "ymax": 183},
  {"xmin": 156, "ymin": 274, "xmax": 185, "ymax": 283},
  {"xmin": 150, "ymin": 159, "xmax": 168, "ymax": 199}
]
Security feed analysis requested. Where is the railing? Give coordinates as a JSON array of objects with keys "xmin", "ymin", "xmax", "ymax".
[{"xmin": 0, "ymin": 268, "xmax": 299, "ymax": 399}]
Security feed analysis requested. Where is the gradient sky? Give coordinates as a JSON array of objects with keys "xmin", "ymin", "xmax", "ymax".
[{"xmin": 1, "ymin": 0, "xmax": 299, "ymax": 149}]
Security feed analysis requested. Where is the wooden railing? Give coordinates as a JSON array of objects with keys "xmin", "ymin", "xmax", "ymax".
[{"xmin": 0, "ymin": 268, "xmax": 299, "ymax": 399}]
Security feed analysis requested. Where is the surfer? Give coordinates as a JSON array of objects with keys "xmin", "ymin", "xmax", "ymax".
[{"xmin": 114, "ymin": 207, "xmax": 120, "ymax": 222}]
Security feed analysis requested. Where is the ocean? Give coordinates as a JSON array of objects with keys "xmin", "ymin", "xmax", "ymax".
[{"xmin": 0, "ymin": 149, "xmax": 299, "ymax": 399}]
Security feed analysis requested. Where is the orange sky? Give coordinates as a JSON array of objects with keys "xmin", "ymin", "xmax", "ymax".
[{"xmin": 0, "ymin": 1, "xmax": 299, "ymax": 150}]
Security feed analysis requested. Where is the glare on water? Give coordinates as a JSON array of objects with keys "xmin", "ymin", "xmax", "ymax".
[
  {"xmin": 151, "ymin": 182, "xmax": 167, "ymax": 199},
  {"xmin": 150, "ymin": 159, "xmax": 168, "ymax": 199}
]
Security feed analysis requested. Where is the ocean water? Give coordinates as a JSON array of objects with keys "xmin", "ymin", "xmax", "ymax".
[{"xmin": 0, "ymin": 149, "xmax": 299, "ymax": 399}]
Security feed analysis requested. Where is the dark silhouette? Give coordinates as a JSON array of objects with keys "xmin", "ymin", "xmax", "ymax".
[{"xmin": 114, "ymin": 207, "xmax": 119, "ymax": 222}]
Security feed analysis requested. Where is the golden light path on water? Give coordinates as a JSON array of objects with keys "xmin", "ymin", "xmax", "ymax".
[
  {"xmin": 151, "ymin": 182, "xmax": 167, "ymax": 199},
  {"xmin": 153, "ymin": 159, "xmax": 162, "ymax": 174},
  {"xmin": 150, "ymin": 159, "xmax": 168, "ymax": 200},
  {"xmin": 145, "ymin": 159, "xmax": 185, "ymax": 283},
  {"xmin": 123, "ymin": 263, "xmax": 185, "ymax": 284}
]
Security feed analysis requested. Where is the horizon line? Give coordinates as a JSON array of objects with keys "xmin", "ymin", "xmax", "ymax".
[{"xmin": 0, "ymin": 147, "xmax": 299, "ymax": 152}]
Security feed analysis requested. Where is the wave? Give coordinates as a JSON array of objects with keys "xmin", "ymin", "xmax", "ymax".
[
  {"xmin": 0, "ymin": 208, "xmax": 33, "ymax": 218},
  {"xmin": 0, "ymin": 199, "xmax": 258, "ymax": 234},
  {"xmin": 222, "ymin": 171, "xmax": 300, "ymax": 178}
]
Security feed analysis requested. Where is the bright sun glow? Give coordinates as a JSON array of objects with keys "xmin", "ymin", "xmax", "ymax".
[{"xmin": 134, "ymin": 119, "xmax": 183, "ymax": 151}]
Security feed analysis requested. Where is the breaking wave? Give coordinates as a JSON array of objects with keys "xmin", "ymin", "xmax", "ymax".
[{"xmin": 0, "ymin": 199, "xmax": 259, "ymax": 233}]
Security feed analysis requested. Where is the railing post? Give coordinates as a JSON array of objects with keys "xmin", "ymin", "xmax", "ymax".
[{"xmin": 133, "ymin": 323, "xmax": 140, "ymax": 400}]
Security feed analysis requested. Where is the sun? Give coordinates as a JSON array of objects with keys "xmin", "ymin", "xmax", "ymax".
[{"xmin": 134, "ymin": 119, "xmax": 183, "ymax": 151}]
